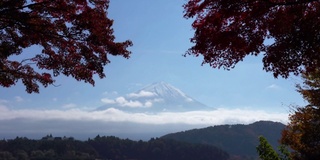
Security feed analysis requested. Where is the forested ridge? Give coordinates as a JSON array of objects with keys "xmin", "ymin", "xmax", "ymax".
[
  {"xmin": 162, "ymin": 121, "xmax": 285, "ymax": 159},
  {"xmin": 0, "ymin": 135, "xmax": 229, "ymax": 160}
]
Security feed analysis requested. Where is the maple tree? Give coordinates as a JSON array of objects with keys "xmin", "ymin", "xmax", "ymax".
[
  {"xmin": 0, "ymin": 0, "xmax": 132, "ymax": 93},
  {"xmin": 281, "ymin": 105, "xmax": 320, "ymax": 159},
  {"xmin": 184, "ymin": 0, "xmax": 320, "ymax": 78},
  {"xmin": 281, "ymin": 70, "xmax": 320, "ymax": 160}
]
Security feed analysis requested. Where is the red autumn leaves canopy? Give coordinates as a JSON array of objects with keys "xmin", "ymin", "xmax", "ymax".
[
  {"xmin": 0, "ymin": 0, "xmax": 132, "ymax": 93},
  {"xmin": 184, "ymin": 0, "xmax": 320, "ymax": 78}
]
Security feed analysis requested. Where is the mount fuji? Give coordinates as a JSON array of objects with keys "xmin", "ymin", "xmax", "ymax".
[{"xmin": 97, "ymin": 82, "xmax": 211, "ymax": 112}]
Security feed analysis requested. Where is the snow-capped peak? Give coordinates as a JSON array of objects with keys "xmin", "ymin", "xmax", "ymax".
[
  {"xmin": 140, "ymin": 81, "xmax": 189, "ymax": 99},
  {"xmin": 98, "ymin": 82, "xmax": 210, "ymax": 112}
]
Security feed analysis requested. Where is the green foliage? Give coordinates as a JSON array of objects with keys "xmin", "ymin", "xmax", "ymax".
[
  {"xmin": 278, "ymin": 145, "xmax": 291, "ymax": 160},
  {"xmin": 256, "ymin": 136, "xmax": 280, "ymax": 160},
  {"xmin": 256, "ymin": 136, "xmax": 291, "ymax": 160}
]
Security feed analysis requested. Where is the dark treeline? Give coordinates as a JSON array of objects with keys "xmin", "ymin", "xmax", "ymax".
[{"xmin": 0, "ymin": 135, "xmax": 229, "ymax": 160}]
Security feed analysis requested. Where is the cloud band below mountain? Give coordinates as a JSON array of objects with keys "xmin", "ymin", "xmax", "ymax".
[
  {"xmin": 0, "ymin": 107, "xmax": 288, "ymax": 125},
  {"xmin": 0, "ymin": 106, "xmax": 289, "ymax": 140}
]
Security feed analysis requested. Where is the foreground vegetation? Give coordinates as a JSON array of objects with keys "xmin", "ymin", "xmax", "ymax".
[{"xmin": 0, "ymin": 135, "xmax": 229, "ymax": 160}]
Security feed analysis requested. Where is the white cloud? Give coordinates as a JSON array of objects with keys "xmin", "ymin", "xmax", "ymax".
[
  {"xmin": 0, "ymin": 106, "xmax": 9, "ymax": 112},
  {"xmin": 144, "ymin": 101, "xmax": 153, "ymax": 107},
  {"xmin": 0, "ymin": 99, "xmax": 9, "ymax": 104},
  {"xmin": 101, "ymin": 96, "xmax": 154, "ymax": 108},
  {"xmin": 115, "ymin": 97, "xmax": 127, "ymax": 104},
  {"xmin": 0, "ymin": 107, "xmax": 289, "ymax": 125},
  {"xmin": 101, "ymin": 98, "xmax": 116, "ymax": 104},
  {"xmin": 15, "ymin": 96, "xmax": 24, "ymax": 102},
  {"xmin": 62, "ymin": 103, "xmax": 77, "ymax": 109},
  {"xmin": 115, "ymin": 97, "xmax": 144, "ymax": 108},
  {"xmin": 266, "ymin": 84, "xmax": 280, "ymax": 90},
  {"xmin": 152, "ymin": 98, "xmax": 164, "ymax": 102},
  {"xmin": 127, "ymin": 90, "xmax": 156, "ymax": 98},
  {"xmin": 122, "ymin": 100, "xmax": 143, "ymax": 108}
]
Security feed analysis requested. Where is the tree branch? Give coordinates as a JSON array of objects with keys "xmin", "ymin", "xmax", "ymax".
[
  {"xmin": 263, "ymin": 0, "xmax": 320, "ymax": 6},
  {"xmin": 0, "ymin": 1, "xmax": 49, "ymax": 14}
]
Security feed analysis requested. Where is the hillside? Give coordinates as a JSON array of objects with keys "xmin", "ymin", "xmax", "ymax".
[{"xmin": 161, "ymin": 121, "xmax": 286, "ymax": 159}]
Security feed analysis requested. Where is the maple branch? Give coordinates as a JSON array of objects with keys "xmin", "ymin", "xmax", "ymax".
[
  {"xmin": 21, "ymin": 58, "xmax": 36, "ymax": 66},
  {"xmin": 0, "ymin": 2, "xmax": 48, "ymax": 15},
  {"xmin": 263, "ymin": 0, "xmax": 320, "ymax": 6}
]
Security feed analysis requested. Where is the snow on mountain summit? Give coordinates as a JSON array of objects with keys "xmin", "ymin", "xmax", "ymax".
[
  {"xmin": 98, "ymin": 82, "xmax": 210, "ymax": 112},
  {"xmin": 138, "ymin": 81, "xmax": 192, "ymax": 102}
]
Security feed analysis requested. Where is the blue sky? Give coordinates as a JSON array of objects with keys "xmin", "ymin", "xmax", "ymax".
[{"xmin": 0, "ymin": 0, "xmax": 307, "ymax": 139}]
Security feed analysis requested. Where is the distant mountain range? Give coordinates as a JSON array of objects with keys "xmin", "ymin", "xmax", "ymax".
[
  {"xmin": 97, "ymin": 81, "xmax": 211, "ymax": 112},
  {"xmin": 161, "ymin": 121, "xmax": 286, "ymax": 159}
]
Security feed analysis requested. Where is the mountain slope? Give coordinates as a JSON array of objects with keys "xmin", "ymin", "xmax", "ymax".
[
  {"xmin": 161, "ymin": 121, "xmax": 285, "ymax": 158},
  {"xmin": 97, "ymin": 82, "xmax": 211, "ymax": 112}
]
